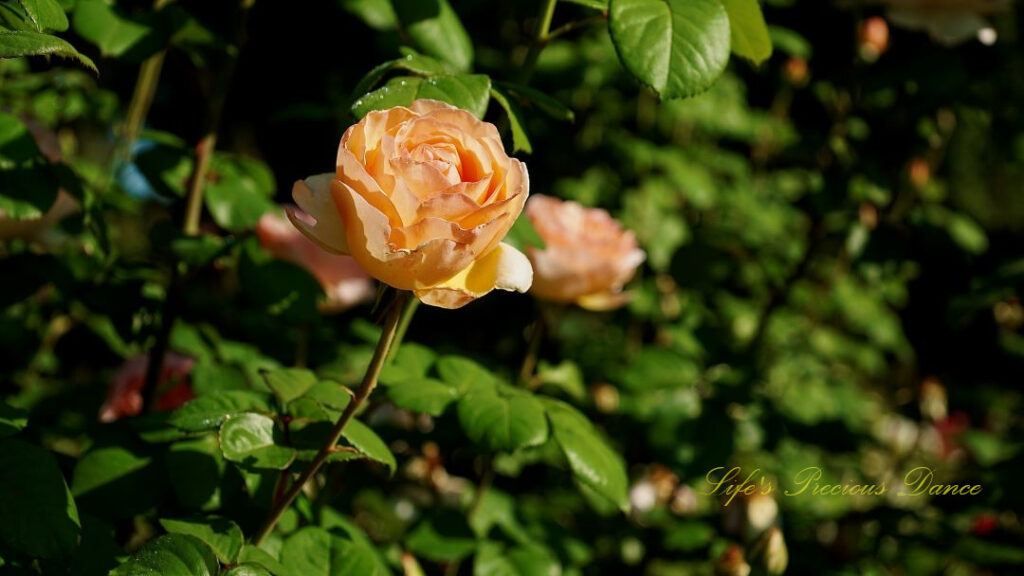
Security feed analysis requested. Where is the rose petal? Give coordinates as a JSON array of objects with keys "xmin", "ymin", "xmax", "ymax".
[
  {"xmin": 338, "ymin": 147, "xmax": 404, "ymax": 225},
  {"xmin": 334, "ymin": 180, "xmax": 474, "ymax": 289},
  {"xmin": 288, "ymin": 174, "xmax": 349, "ymax": 254},
  {"xmin": 415, "ymin": 242, "xmax": 533, "ymax": 309}
]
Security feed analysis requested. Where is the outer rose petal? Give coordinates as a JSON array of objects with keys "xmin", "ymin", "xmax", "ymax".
[
  {"xmin": 415, "ymin": 242, "xmax": 533, "ymax": 309},
  {"xmin": 288, "ymin": 174, "xmax": 349, "ymax": 254}
]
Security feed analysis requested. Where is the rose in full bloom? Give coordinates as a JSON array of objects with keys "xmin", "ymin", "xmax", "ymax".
[
  {"xmin": 257, "ymin": 208, "xmax": 375, "ymax": 313},
  {"xmin": 0, "ymin": 118, "xmax": 78, "ymax": 242},
  {"xmin": 288, "ymin": 99, "xmax": 532, "ymax": 309},
  {"xmin": 99, "ymin": 353, "xmax": 195, "ymax": 423},
  {"xmin": 524, "ymin": 195, "xmax": 645, "ymax": 311}
]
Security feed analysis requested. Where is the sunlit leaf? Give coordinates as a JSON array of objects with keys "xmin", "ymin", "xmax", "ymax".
[{"xmin": 608, "ymin": 0, "xmax": 730, "ymax": 98}]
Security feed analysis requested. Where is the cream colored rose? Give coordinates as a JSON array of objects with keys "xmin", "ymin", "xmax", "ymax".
[
  {"xmin": 257, "ymin": 208, "xmax": 375, "ymax": 313},
  {"xmin": 288, "ymin": 99, "xmax": 532, "ymax": 309},
  {"xmin": 525, "ymin": 195, "xmax": 645, "ymax": 311}
]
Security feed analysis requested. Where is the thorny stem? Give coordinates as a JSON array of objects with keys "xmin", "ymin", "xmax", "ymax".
[{"xmin": 252, "ymin": 291, "xmax": 412, "ymax": 546}]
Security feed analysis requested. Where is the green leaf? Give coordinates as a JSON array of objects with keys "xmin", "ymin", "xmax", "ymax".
[
  {"xmin": 720, "ymin": 0, "xmax": 772, "ymax": 64},
  {"xmin": 351, "ymin": 74, "xmax": 492, "ymax": 119},
  {"xmin": 350, "ymin": 50, "xmax": 454, "ymax": 99},
  {"xmin": 70, "ymin": 446, "xmax": 163, "ymax": 519},
  {"xmin": 407, "ymin": 512, "xmax": 477, "ymax": 562},
  {"xmin": 238, "ymin": 547, "xmax": 288, "ymax": 576},
  {"xmin": 0, "ymin": 3, "xmax": 35, "ymax": 32},
  {"xmin": 262, "ymin": 368, "xmax": 318, "ymax": 406},
  {"xmin": 0, "ymin": 401, "xmax": 27, "ymax": 438},
  {"xmin": 159, "ymin": 516, "xmax": 244, "ymax": 565},
  {"xmin": 0, "ymin": 163, "xmax": 59, "ymax": 220},
  {"xmin": 340, "ymin": 0, "xmax": 396, "ymax": 31},
  {"xmin": 493, "ymin": 82, "xmax": 575, "ymax": 122},
  {"xmin": 342, "ymin": 418, "xmax": 396, "ymax": 473},
  {"xmin": 767, "ymin": 25, "xmax": 810, "ymax": 58},
  {"xmin": 0, "ymin": 439, "xmax": 80, "ymax": 559},
  {"xmin": 608, "ymin": 0, "xmax": 730, "ymax": 99},
  {"xmin": 386, "ymin": 342, "xmax": 437, "ymax": 378},
  {"xmin": 384, "ymin": 377, "xmax": 458, "ymax": 416},
  {"xmin": 165, "ymin": 435, "xmax": 231, "ymax": 511},
  {"xmin": 240, "ymin": 238, "xmax": 322, "ymax": 324},
  {"xmin": 436, "ymin": 355, "xmax": 501, "ymax": 394},
  {"xmin": 219, "ymin": 413, "xmax": 296, "ymax": 470},
  {"xmin": 224, "ymin": 566, "xmax": 273, "ymax": 576},
  {"xmin": 543, "ymin": 399, "xmax": 629, "ymax": 511},
  {"xmin": 0, "ymin": 30, "xmax": 96, "ymax": 73},
  {"xmin": 70, "ymin": 446, "xmax": 150, "ymax": 496},
  {"xmin": 392, "ymin": 0, "xmax": 473, "ymax": 71},
  {"xmin": 468, "ymin": 489, "xmax": 530, "ymax": 543},
  {"xmin": 489, "ymin": 87, "xmax": 532, "ymax": 154},
  {"xmin": 457, "ymin": 384, "xmax": 549, "ymax": 452},
  {"xmin": 535, "ymin": 360, "xmax": 587, "ymax": 401},
  {"xmin": 280, "ymin": 526, "xmax": 391, "ymax": 576},
  {"xmin": 503, "ymin": 213, "xmax": 546, "ymax": 252},
  {"xmin": 562, "ymin": 0, "xmax": 609, "ymax": 9},
  {"xmin": 171, "ymin": 234, "xmax": 228, "ymax": 267},
  {"xmin": 169, "ymin": 391, "xmax": 271, "ymax": 432},
  {"xmin": 473, "ymin": 542, "xmax": 561, "ymax": 576},
  {"xmin": 71, "ymin": 515, "xmax": 122, "ymax": 576},
  {"xmin": 110, "ymin": 534, "xmax": 218, "ymax": 576},
  {"xmin": 72, "ymin": 0, "xmax": 166, "ymax": 61},
  {"xmin": 0, "ymin": 111, "xmax": 41, "ymax": 167},
  {"xmin": 18, "ymin": 0, "xmax": 69, "ymax": 33},
  {"xmin": 204, "ymin": 154, "xmax": 276, "ymax": 232}
]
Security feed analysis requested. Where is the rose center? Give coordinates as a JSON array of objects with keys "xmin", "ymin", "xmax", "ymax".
[{"xmin": 412, "ymin": 142, "xmax": 463, "ymax": 185}]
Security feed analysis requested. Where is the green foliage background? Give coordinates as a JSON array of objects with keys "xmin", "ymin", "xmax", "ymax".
[{"xmin": 1, "ymin": 0, "xmax": 1023, "ymax": 574}]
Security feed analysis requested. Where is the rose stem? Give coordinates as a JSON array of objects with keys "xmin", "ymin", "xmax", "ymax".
[
  {"xmin": 385, "ymin": 296, "xmax": 420, "ymax": 365},
  {"xmin": 518, "ymin": 310, "xmax": 546, "ymax": 387},
  {"xmin": 518, "ymin": 0, "xmax": 558, "ymax": 85},
  {"xmin": 252, "ymin": 290, "xmax": 412, "ymax": 546},
  {"xmin": 142, "ymin": 0, "xmax": 256, "ymax": 400}
]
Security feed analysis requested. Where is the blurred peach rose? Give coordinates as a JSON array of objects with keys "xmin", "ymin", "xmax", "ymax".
[
  {"xmin": 289, "ymin": 99, "xmax": 532, "ymax": 309},
  {"xmin": 524, "ymin": 195, "xmax": 645, "ymax": 311},
  {"xmin": 257, "ymin": 208, "xmax": 375, "ymax": 313},
  {"xmin": 880, "ymin": 0, "xmax": 1009, "ymax": 45},
  {"xmin": 99, "ymin": 353, "xmax": 195, "ymax": 422},
  {"xmin": 0, "ymin": 118, "xmax": 78, "ymax": 242}
]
